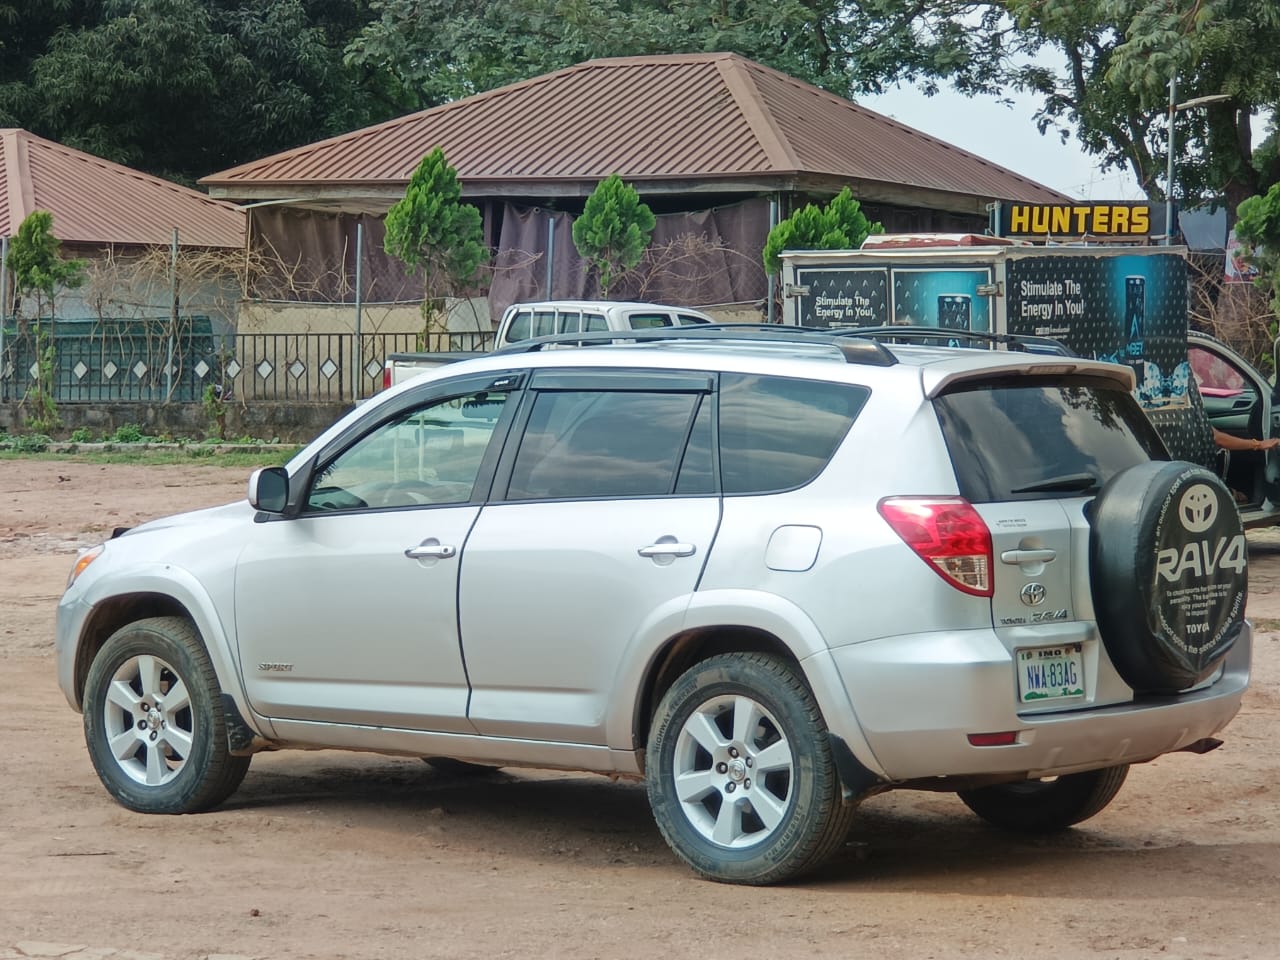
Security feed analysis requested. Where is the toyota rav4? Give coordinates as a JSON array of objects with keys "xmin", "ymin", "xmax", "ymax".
[{"xmin": 56, "ymin": 327, "xmax": 1251, "ymax": 884}]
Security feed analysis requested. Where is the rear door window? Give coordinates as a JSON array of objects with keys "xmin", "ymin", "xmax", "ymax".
[
  {"xmin": 506, "ymin": 378, "xmax": 712, "ymax": 500},
  {"xmin": 678, "ymin": 313, "xmax": 711, "ymax": 325},
  {"xmin": 933, "ymin": 377, "xmax": 1168, "ymax": 503}
]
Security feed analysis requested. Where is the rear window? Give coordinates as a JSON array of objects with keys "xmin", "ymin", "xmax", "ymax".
[
  {"xmin": 628, "ymin": 312, "xmax": 675, "ymax": 330},
  {"xmin": 933, "ymin": 377, "xmax": 1168, "ymax": 503}
]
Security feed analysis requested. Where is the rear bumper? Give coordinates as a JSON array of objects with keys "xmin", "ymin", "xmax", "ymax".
[{"xmin": 830, "ymin": 622, "xmax": 1251, "ymax": 781}]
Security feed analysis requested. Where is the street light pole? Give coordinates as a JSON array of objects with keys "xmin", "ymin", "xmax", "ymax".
[
  {"xmin": 1164, "ymin": 76, "xmax": 1234, "ymax": 246},
  {"xmin": 1165, "ymin": 74, "xmax": 1177, "ymax": 245}
]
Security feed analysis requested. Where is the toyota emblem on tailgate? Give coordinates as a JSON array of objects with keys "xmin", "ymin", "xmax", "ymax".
[{"xmin": 1020, "ymin": 583, "xmax": 1047, "ymax": 606}]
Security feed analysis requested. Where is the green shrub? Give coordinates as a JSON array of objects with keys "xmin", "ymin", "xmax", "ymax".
[
  {"xmin": 111, "ymin": 424, "xmax": 147, "ymax": 443},
  {"xmin": 68, "ymin": 427, "xmax": 95, "ymax": 443},
  {"xmin": 13, "ymin": 432, "xmax": 52, "ymax": 453}
]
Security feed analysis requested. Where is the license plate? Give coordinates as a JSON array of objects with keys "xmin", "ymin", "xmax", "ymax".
[{"xmin": 1017, "ymin": 644, "xmax": 1085, "ymax": 703}]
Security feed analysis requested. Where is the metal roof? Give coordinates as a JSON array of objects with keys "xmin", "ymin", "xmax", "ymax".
[
  {"xmin": 200, "ymin": 53, "xmax": 1070, "ymax": 206},
  {"xmin": 1, "ymin": 128, "xmax": 245, "ymax": 247}
]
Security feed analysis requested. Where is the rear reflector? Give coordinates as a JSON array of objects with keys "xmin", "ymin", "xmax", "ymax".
[
  {"xmin": 878, "ymin": 496, "xmax": 993, "ymax": 597},
  {"xmin": 382, "ymin": 365, "xmax": 392, "ymax": 391},
  {"xmin": 967, "ymin": 732, "xmax": 1019, "ymax": 747}
]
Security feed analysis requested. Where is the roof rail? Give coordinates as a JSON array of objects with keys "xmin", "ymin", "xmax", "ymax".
[
  {"xmin": 824, "ymin": 325, "xmax": 1075, "ymax": 357},
  {"xmin": 493, "ymin": 326, "xmax": 898, "ymax": 367}
]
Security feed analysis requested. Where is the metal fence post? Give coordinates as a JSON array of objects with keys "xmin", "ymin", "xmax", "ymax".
[
  {"xmin": 165, "ymin": 228, "xmax": 178, "ymax": 402},
  {"xmin": 545, "ymin": 214, "xmax": 555, "ymax": 298},
  {"xmin": 767, "ymin": 196, "xmax": 779, "ymax": 324},
  {"xmin": 0, "ymin": 235, "xmax": 7, "ymax": 401},
  {"xmin": 354, "ymin": 222, "xmax": 364, "ymax": 402}
]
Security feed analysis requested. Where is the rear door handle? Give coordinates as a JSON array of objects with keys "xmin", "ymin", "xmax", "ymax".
[{"xmin": 405, "ymin": 538, "xmax": 457, "ymax": 560}]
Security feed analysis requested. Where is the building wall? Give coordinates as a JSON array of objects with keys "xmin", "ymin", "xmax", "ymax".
[{"xmin": 236, "ymin": 297, "xmax": 491, "ymax": 336}]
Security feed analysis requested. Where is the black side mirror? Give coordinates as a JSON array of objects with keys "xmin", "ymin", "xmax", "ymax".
[{"xmin": 248, "ymin": 466, "xmax": 290, "ymax": 514}]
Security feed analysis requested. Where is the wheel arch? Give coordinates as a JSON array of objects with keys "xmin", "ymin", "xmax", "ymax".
[
  {"xmin": 632, "ymin": 625, "xmax": 799, "ymax": 753},
  {"xmin": 70, "ymin": 569, "xmax": 262, "ymax": 739},
  {"xmin": 612, "ymin": 590, "xmax": 888, "ymax": 786},
  {"xmin": 74, "ymin": 592, "xmax": 190, "ymax": 707}
]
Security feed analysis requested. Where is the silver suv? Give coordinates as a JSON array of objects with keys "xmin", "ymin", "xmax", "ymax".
[{"xmin": 56, "ymin": 328, "xmax": 1251, "ymax": 885}]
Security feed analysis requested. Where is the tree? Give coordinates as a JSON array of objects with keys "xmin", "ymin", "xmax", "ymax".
[
  {"xmin": 1, "ymin": 0, "xmax": 394, "ymax": 184},
  {"xmin": 1000, "ymin": 0, "xmax": 1280, "ymax": 217},
  {"xmin": 1233, "ymin": 184, "xmax": 1280, "ymax": 315},
  {"xmin": 762, "ymin": 188, "xmax": 882, "ymax": 273},
  {"xmin": 4, "ymin": 210, "xmax": 86, "ymax": 431},
  {"xmin": 571, "ymin": 175, "xmax": 656, "ymax": 297},
  {"xmin": 345, "ymin": 0, "xmax": 1021, "ymax": 113},
  {"xmin": 383, "ymin": 147, "xmax": 487, "ymax": 332}
]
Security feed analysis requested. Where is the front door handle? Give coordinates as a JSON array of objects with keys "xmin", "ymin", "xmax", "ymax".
[
  {"xmin": 405, "ymin": 538, "xmax": 457, "ymax": 560},
  {"xmin": 638, "ymin": 539, "xmax": 696, "ymax": 559}
]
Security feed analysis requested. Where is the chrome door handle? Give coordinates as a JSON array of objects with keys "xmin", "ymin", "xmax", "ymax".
[
  {"xmin": 1000, "ymin": 548, "xmax": 1057, "ymax": 565},
  {"xmin": 405, "ymin": 539, "xmax": 457, "ymax": 560},
  {"xmin": 637, "ymin": 542, "xmax": 696, "ymax": 559}
]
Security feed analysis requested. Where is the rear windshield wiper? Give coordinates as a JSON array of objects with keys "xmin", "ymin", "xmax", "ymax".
[{"xmin": 1011, "ymin": 473, "xmax": 1100, "ymax": 494}]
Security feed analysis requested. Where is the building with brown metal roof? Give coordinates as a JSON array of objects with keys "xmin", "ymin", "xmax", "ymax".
[
  {"xmin": 2, "ymin": 128, "xmax": 244, "ymax": 250},
  {"xmin": 1, "ymin": 129, "xmax": 247, "ymax": 407},
  {"xmin": 200, "ymin": 52, "xmax": 1071, "ymax": 318}
]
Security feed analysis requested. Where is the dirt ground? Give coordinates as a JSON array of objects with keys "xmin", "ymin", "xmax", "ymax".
[{"xmin": 2, "ymin": 460, "xmax": 1279, "ymax": 960}]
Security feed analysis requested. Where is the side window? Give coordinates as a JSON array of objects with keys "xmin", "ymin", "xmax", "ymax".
[
  {"xmin": 504, "ymin": 310, "xmax": 532, "ymax": 343},
  {"xmin": 532, "ymin": 310, "xmax": 557, "ymax": 338},
  {"xmin": 1189, "ymin": 345, "xmax": 1248, "ymax": 394},
  {"xmin": 556, "ymin": 310, "xmax": 583, "ymax": 334},
  {"xmin": 678, "ymin": 313, "xmax": 712, "ymax": 325},
  {"xmin": 306, "ymin": 391, "xmax": 512, "ymax": 512},
  {"xmin": 507, "ymin": 390, "xmax": 704, "ymax": 499},
  {"xmin": 583, "ymin": 313, "xmax": 607, "ymax": 332},
  {"xmin": 718, "ymin": 374, "xmax": 868, "ymax": 494},
  {"xmin": 628, "ymin": 312, "xmax": 675, "ymax": 330}
]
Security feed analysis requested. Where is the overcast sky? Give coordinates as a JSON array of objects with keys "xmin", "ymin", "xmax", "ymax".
[
  {"xmin": 860, "ymin": 83, "xmax": 1145, "ymax": 202},
  {"xmin": 861, "ymin": 79, "xmax": 1279, "ymax": 207}
]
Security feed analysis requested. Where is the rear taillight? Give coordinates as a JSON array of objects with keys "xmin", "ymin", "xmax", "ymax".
[
  {"xmin": 877, "ymin": 496, "xmax": 993, "ymax": 597},
  {"xmin": 382, "ymin": 365, "xmax": 392, "ymax": 391}
]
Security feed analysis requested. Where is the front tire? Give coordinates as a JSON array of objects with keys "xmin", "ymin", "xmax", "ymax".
[
  {"xmin": 83, "ymin": 616, "xmax": 251, "ymax": 813},
  {"xmin": 646, "ymin": 653, "xmax": 855, "ymax": 885},
  {"xmin": 957, "ymin": 765, "xmax": 1129, "ymax": 833}
]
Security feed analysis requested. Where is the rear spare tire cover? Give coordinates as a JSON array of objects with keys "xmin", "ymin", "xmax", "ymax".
[{"xmin": 1090, "ymin": 460, "xmax": 1246, "ymax": 693}]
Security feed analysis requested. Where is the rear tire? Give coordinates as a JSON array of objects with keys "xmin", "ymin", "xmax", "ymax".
[
  {"xmin": 83, "ymin": 616, "xmax": 250, "ymax": 813},
  {"xmin": 957, "ymin": 765, "xmax": 1129, "ymax": 833},
  {"xmin": 646, "ymin": 652, "xmax": 855, "ymax": 885}
]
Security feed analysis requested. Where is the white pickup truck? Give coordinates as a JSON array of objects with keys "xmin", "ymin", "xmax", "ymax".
[{"xmin": 382, "ymin": 299, "xmax": 715, "ymax": 388}]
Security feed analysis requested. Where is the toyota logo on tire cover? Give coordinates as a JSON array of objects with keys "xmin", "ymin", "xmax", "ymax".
[
  {"xmin": 1152, "ymin": 469, "xmax": 1246, "ymax": 661},
  {"xmin": 1178, "ymin": 484, "xmax": 1218, "ymax": 533}
]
